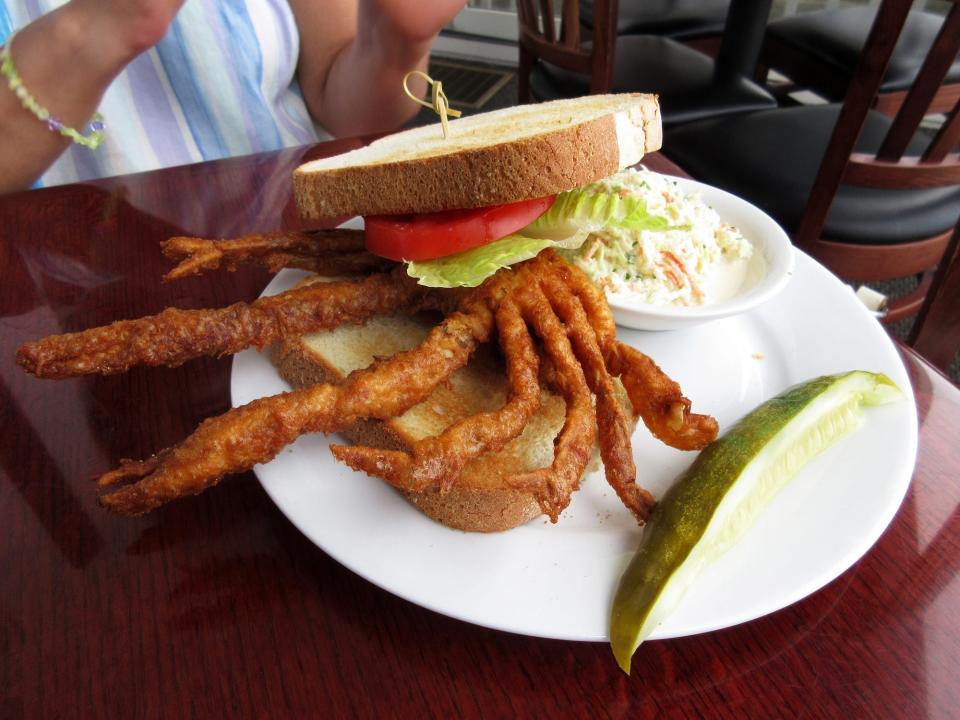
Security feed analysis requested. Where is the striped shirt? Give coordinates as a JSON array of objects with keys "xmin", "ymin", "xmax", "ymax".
[{"xmin": 1, "ymin": 0, "xmax": 327, "ymax": 187}]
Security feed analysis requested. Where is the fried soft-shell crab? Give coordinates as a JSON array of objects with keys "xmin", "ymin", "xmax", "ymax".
[{"xmin": 16, "ymin": 230, "xmax": 718, "ymax": 521}]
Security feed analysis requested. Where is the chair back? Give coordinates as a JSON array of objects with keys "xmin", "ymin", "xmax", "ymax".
[
  {"xmin": 795, "ymin": 0, "xmax": 960, "ymax": 254},
  {"xmin": 516, "ymin": 0, "xmax": 618, "ymax": 101}
]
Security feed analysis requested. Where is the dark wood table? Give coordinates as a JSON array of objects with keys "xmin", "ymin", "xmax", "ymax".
[{"xmin": 1, "ymin": 144, "xmax": 957, "ymax": 719}]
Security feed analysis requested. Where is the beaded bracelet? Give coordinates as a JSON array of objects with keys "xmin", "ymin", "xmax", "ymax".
[{"xmin": 1, "ymin": 31, "xmax": 105, "ymax": 149}]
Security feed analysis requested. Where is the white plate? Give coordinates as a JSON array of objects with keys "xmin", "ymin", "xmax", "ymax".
[
  {"xmin": 231, "ymin": 251, "xmax": 917, "ymax": 642},
  {"xmin": 607, "ymin": 175, "xmax": 795, "ymax": 331}
]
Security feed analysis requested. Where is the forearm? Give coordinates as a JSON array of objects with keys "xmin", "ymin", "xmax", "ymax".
[
  {"xmin": 0, "ymin": 3, "xmax": 169, "ymax": 193},
  {"xmin": 294, "ymin": 0, "xmax": 465, "ymax": 138},
  {"xmin": 317, "ymin": 32, "xmax": 431, "ymax": 137}
]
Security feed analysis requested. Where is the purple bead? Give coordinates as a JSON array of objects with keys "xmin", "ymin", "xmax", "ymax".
[
  {"xmin": 46, "ymin": 117, "xmax": 63, "ymax": 131},
  {"xmin": 89, "ymin": 120, "xmax": 104, "ymax": 131}
]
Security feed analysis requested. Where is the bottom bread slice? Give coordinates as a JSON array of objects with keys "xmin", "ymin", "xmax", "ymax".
[{"xmin": 272, "ymin": 311, "xmax": 571, "ymax": 532}]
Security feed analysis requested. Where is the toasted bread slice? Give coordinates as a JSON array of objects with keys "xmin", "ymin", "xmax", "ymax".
[{"xmin": 294, "ymin": 93, "xmax": 661, "ymax": 219}]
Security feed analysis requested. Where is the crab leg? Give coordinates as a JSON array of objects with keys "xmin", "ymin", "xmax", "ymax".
[
  {"xmin": 541, "ymin": 250, "xmax": 618, "ymax": 351},
  {"xmin": 97, "ymin": 302, "xmax": 495, "ymax": 515},
  {"xmin": 547, "ymin": 251, "xmax": 718, "ymax": 451},
  {"xmin": 161, "ymin": 229, "xmax": 391, "ymax": 280},
  {"xmin": 17, "ymin": 268, "xmax": 437, "ymax": 378},
  {"xmin": 505, "ymin": 283, "xmax": 597, "ymax": 523},
  {"xmin": 609, "ymin": 343, "xmax": 719, "ymax": 451},
  {"xmin": 540, "ymin": 273, "xmax": 655, "ymax": 522}
]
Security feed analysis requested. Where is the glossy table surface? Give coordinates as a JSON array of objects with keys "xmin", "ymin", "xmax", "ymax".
[{"xmin": 1, "ymin": 142, "xmax": 958, "ymax": 719}]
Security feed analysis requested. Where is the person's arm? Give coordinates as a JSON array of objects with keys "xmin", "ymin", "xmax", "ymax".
[
  {"xmin": 0, "ymin": 1, "xmax": 183, "ymax": 193},
  {"xmin": 289, "ymin": 0, "xmax": 466, "ymax": 138}
]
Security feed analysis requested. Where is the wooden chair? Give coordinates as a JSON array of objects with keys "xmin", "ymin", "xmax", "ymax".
[
  {"xmin": 665, "ymin": 0, "xmax": 960, "ymax": 323},
  {"xmin": 516, "ymin": 0, "xmax": 776, "ymax": 126},
  {"xmin": 760, "ymin": 5, "xmax": 960, "ymax": 116},
  {"xmin": 909, "ymin": 218, "xmax": 960, "ymax": 375}
]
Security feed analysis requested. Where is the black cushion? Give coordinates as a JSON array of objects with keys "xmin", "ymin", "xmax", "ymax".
[
  {"xmin": 580, "ymin": 0, "xmax": 730, "ymax": 39},
  {"xmin": 767, "ymin": 7, "xmax": 960, "ymax": 94},
  {"xmin": 664, "ymin": 104, "xmax": 960, "ymax": 245},
  {"xmin": 530, "ymin": 36, "xmax": 777, "ymax": 125}
]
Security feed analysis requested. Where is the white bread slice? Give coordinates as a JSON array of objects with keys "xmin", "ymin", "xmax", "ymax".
[
  {"xmin": 271, "ymin": 279, "xmax": 637, "ymax": 532},
  {"xmin": 294, "ymin": 93, "xmax": 661, "ymax": 219}
]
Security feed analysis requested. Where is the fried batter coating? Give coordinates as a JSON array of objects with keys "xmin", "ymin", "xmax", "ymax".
[
  {"xmin": 546, "ymin": 250, "xmax": 718, "ymax": 452},
  {"xmin": 542, "ymin": 250, "xmax": 618, "ymax": 352},
  {"xmin": 162, "ymin": 229, "xmax": 392, "ymax": 280},
  {"xmin": 540, "ymin": 273, "xmax": 654, "ymax": 522},
  {"xmin": 98, "ymin": 453, "xmax": 167, "ymax": 486},
  {"xmin": 17, "ymin": 234, "xmax": 719, "ymax": 522},
  {"xmin": 505, "ymin": 282, "xmax": 596, "ymax": 522},
  {"xmin": 610, "ymin": 342, "xmax": 718, "ymax": 451},
  {"xmin": 17, "ymin": 268, "xmax": 439, "ymax": 379},
  {"xmin": 98, "ymin": 301, "xmax": 496, "ymax": 515}
]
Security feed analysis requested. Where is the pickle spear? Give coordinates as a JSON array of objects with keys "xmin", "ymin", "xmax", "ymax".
[{"xmin": 610, "ymin": 371, "xmax": 903, "ymax": 673}]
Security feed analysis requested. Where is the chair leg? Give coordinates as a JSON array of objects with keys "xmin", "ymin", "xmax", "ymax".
[
  {"xmin": 908, "ymin": 222, "xmax": 960, "ymax": 374},
  {"xmin": 518, "ymin": 45, "xmax": 532, "ymax": 104}
]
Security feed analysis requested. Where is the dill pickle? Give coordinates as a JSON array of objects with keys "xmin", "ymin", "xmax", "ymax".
[{"xmin": 610, "ymin": 371, "xmax": 903, "ymax": 673}]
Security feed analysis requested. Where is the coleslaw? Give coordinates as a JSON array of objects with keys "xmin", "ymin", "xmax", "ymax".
[{"xmin": 556, "ymin": 168, "xmax": 755, "ymax": 307}]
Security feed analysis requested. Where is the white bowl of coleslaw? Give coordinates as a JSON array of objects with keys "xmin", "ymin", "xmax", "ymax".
[{"xmin": 556, "ymin": 170, "xmax": 795, "ymax": 331}]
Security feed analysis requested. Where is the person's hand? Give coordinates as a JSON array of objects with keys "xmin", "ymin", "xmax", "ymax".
[{"xmin": 0, "ymin": 0, "xmax": 186, "ymax": 192}]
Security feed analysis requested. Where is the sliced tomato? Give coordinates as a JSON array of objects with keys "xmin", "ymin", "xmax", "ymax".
[{"xmin": 364, "ymin": 195, "xmax": 555, "ymax": 261}]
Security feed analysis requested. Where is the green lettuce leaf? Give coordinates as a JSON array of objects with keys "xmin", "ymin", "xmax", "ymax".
[
  {"xmin": 406, "ymin": 183, "xmax": 686, "ymax": 289},
  {"xmin": 407, "ymin": 234, "xmax": 553, "ymax": 288},
  {"xmin": 523, "ymin": 187, "xmax": 683, "ymax": 241}
]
